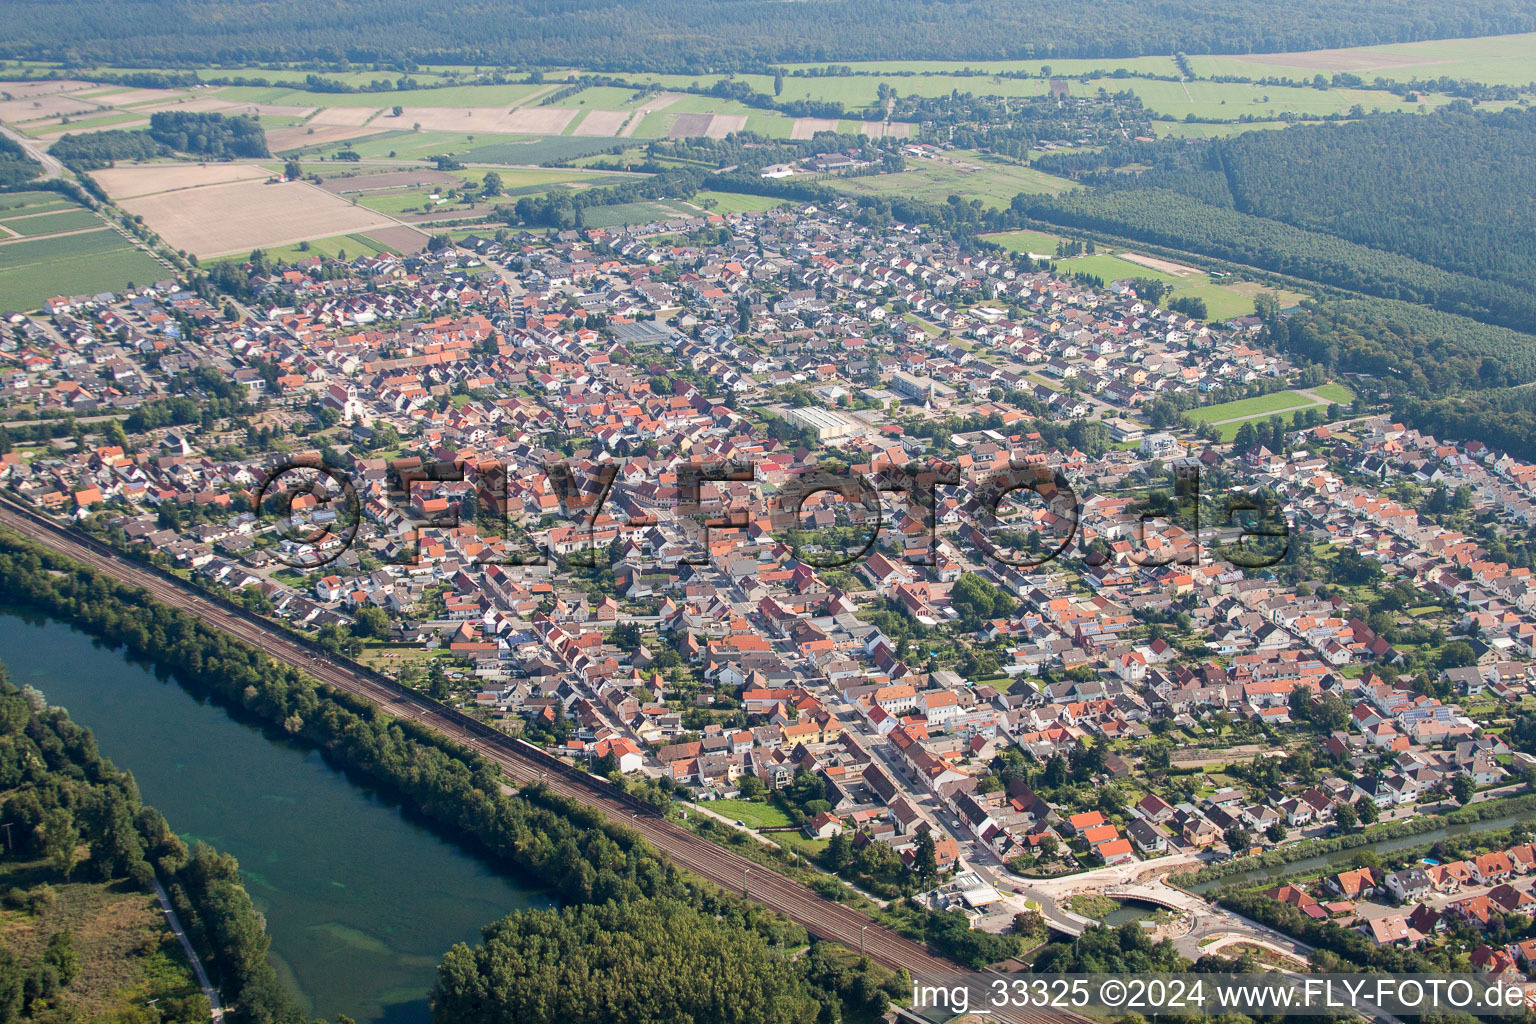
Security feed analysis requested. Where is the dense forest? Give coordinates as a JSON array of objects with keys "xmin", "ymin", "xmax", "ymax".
[
  {"xmin": 0, "ymin": 664, "xmax": 290, "ymax": 1023},
  {"xmin": 53, "ymin": 112, "xmax": 267, "ymax": 171},
  {"xmin": 3, "ymin": 0, "xmax": 1535, "ymax": 69},
  {"xmin": 1024, "ymin": 107, "xmax": 1536, "ymax": 331},
  {"xmin": 0, "ymin": 137, "xmax": 41, "ymax": 189},
  {"xmin": 432, "ymin": 899, "xmax": 904, "ymax": 1024}
]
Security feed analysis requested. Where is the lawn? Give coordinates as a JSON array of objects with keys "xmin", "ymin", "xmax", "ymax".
[
  {"xmin": 0, "ymin": 228, "xmax": 165, "ymax": 310},
  {"xmin": 1311, "ymin": 382, "xmax": 1356, "ymax": 404},
  {"xmin": 707, "ymin": 799, "xmax": 794, "ymax": 830},
  {"xmin": 1187, "ymin": 390, "xmax": 1322, "ymax": 425},
  {"xmin": 692, "ymin": 190, "xmax": 788, "ymax": 214}
]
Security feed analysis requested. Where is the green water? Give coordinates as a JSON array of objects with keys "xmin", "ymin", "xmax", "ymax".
[{"xmin": 0, "ymin": 608, "xmax": 546, "ymax": 1024}]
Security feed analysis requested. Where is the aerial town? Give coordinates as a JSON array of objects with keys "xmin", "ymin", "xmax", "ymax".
[{"xmin": 5, "ymin": 192, "xmax": 1536, "ymax": 990}]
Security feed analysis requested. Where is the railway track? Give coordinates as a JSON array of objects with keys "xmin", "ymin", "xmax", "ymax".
[{"xmin": 0, "ymin": 500, "xmax": 1084, "ymax": 1024}]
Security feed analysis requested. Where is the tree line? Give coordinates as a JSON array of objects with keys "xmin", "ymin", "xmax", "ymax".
[
  {"xmin": 54, "ymin": 112, "xmax": 269, "ymax": 172},
  {"xmin": 5, "ymin": 0, "xmax": 1536, "ymax": 70}
]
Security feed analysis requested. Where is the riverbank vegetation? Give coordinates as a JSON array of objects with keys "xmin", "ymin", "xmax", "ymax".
[{"xmin": 0, "ymin": 663, "xmax": 274, "ymax": 1024}]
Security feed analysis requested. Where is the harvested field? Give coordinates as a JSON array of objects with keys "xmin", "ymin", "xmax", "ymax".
[
  {"xmin": 705, "ymin": 114, "xmax": 747, "ymax": 138},
  {"xmin": 310, "ymin": 106, "xmax": 384, "ymax": 127},
  {"xmin": 0, "ymin": 80, "xmax": 94, "ymax": 99},
  {"xmin": 118, "ymin": 178, "xmax": 397, "ymax": 258},
  {"xmin": 365, "ymin": 225, "xmax": 432, "ymax": 254},
  {"xmin": 395, "ymin": 106, "xmax": 560, "ymax": 134},
  {"xmin": 668, "ymin": 112, "xmax": 712, "ymax": 138},
  {"xmin": 132, "ymin": 96, "xmax": 243, "ymax": 115},
  {"xmin": 1117, "ymin": 250, "xmax": 1202, "ymax": 277},
  {"xmin": 93, "ymin": 87, "xmax": 184, "ymax": 107},
  {"xmin": 90, "ymin": 161, "xmax": 271, "ymax": 199},
  {"xmin": 571, "ymin": 109, "xmax": 631, "ymax": 136},
  {"xmin": 791, "ymin": 117, "xmax": 841, "ymax": 139},
  {"xmin": 33, "ymin": 115, "xmax": 151, "ymax": 136},
  {"xmin": 0, "ymin": 93, "xmax": 101, "ymax": 122},
  {"xmin": 861, "ymin": 120, "xmax": 911, "ymax": 139},
  {"xmin": 503, "ymin": 107, "xmax": 579, "ymax": 134},
  {"xmin": 316, "ymin": 169, "xmax": 461, "ymax": 194},
  {"xmin": 266, "ymin": 124, "xmax": 379, "ymax": 152}
]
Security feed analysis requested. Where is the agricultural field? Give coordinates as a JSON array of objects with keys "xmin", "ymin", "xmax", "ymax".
[
  {"xmin": 827, "ymin": 149, "xmax": 1074, "ymax": 208},
  {"xmin": 1186, "ymin": 32, "xmax": 1536, "ymax": 89},
  {"xmin": 576, "ymin": 200, "xmax": 700, "ymax": 229},
  {"xmin": 101, "ymin": 164, "xmax": 400, "ymax": 258},
  {"xmin": 692, "ymin": 190, "xmax": 788, "ymax": 214},
  {"xmin": 0, "ymin": 222, "xmax": 164, "ymax": 311}
]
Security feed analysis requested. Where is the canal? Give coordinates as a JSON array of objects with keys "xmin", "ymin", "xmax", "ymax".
[
  {"xmin": 0, "ymin": 608, "xmax": 546, "ymax": 1024},
  {"xmin": 1189, "ymin": 811, "xmax": 1536, "ymax": 894}
]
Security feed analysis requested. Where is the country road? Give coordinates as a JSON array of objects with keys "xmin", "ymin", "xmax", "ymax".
[
  {"xmin": 151, "ymin": 879, "xmax": 225, "ymax": 1023},
  {"xmin": 0, "ymin": 122, "xmax": 63, "ymax": 179},
  {"xmin": 0, "ymin": 498, "xmax": 1082, "ymax": 1024}
]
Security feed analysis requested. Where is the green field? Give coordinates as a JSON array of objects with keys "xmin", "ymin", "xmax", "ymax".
[
  {"xmin": 692, "ymin": 190, "xmax": 788, "ymax": 214},
  {"xmin": 828, "ymin": 150, "xmax": 1074, "ymax": 208},
  {"xmin": 579, "ymin": 200, "xmax": 700, "ymax": 228},
  {"xmin": 0, "ymin": 208, "xmax": 104, "ymax": 236},
  {"xmin": 1185, "ymin": 385, "xmax": 1353, "ymax": 439},
  {"xmin": 1187, "ymin": 390, "xmax": 1322, "ymax": 424},
  {"xmin": 0, "ymin": 228, "xmax": 165, "ymax": 311},
  {"xmin": 983, "ymin": 228, "xmax": 1069, "ymax": 256},
  {"xmin": 1311, "ymin": 382, "xmax": 1356, "ymax": 404},
  {"xmin": 1187, "ymin": 32, "xmax": 1536, "ymax": 89},
  {"xmin": 215, "ymin": 231, "xmax": 395, "ymax": 265},
  {"xmin": 1051, "ymin": 252, "xmax": 1303, "ymax": 321},
  {"xmin": 0, "ymin": 191, "xmax": 74, "ymax": 217},
  {"xmin": 213, "ymin": 81, "xmax": 552, "ymax": 108},
  {"xmin": 459, "ymin": 136, "xmax": 641, "ymax": 165}
]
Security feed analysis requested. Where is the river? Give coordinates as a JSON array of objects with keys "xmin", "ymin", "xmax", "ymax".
[{"xmin": 0, "ymin": 608, "xmax": 546, "ymax": 1024}]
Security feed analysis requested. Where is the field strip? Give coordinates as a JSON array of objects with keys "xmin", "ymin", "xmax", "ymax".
[{"xmin": 0, "ymin": 225, "xmax": 107, "ymax": 247}]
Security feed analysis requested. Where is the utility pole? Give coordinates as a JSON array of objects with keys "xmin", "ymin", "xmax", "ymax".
[
  {"xmin": 743, "ymin": 865, "xmax": 751, "ymax": 897},
  {"xmin": 0, "ymin": 822, "xmax": 13, "ymax": 854}
]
